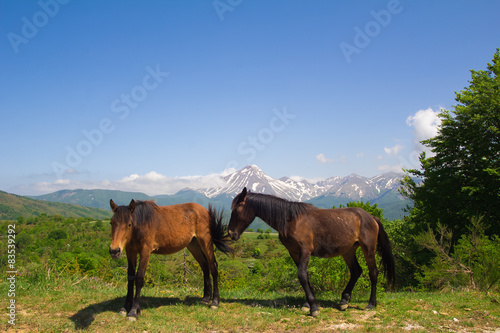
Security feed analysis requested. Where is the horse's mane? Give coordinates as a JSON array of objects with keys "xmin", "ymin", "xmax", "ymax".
[
  {"xmin": 238, "ymin": 192, "xmax": 312, "ymax": 234},
  {"xmin": 133, "ymin": 200, "xmax": 159, "ymax": 226}
]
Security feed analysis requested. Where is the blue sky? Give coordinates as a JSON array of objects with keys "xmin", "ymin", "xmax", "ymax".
[{"xmin": 1, "ymin": 0, "xmax": 499, "ymax": 195}]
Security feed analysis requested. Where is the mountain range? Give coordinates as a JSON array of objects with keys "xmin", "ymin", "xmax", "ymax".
[{"xmin": 30, "ymin": 165, "xmax": 411, "ymax": 220}]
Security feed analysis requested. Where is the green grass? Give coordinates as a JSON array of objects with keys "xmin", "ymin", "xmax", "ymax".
[
  {"xmin": 1, "ymin": 274, "xmax": 499, "ymax": 332},
  {"xmin": 2, "ymin": 220, "xmax": 500, "ymax": 332}
]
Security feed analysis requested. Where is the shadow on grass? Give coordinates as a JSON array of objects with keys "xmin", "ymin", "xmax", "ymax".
[
  {"xmin": 69, "ymin": 295, "xmax": 184, "ymax": 329},
  {"xmin": 69, "ymin": 294, "xmax": 363, "ymax": 329}
]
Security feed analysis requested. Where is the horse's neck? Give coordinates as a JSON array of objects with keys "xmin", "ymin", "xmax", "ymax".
[
  {"xmin": 253, "ymin": 212, "xmax": 279, "ymax": 234},
  {"xmin": 254, "ymin": 214, "xmax": 271, "ymax": 227}
]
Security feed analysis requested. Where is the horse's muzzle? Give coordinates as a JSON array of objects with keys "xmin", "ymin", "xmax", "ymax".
[
  {"xmin": 228, "ymin": 230, "xmax": 240, "ymax": 241},
  {"xmin": 109, "ymin": 246, "xmax": 122, "ymax": 259}
]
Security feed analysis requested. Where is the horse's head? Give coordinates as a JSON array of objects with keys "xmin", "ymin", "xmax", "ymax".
[
  {"xmin": 109, "ymin": 199, "xmax": 136, "ymax": 259},
  {"xmin": 228, "ymin": 187, "xmax": 255, "ymax": 241}
]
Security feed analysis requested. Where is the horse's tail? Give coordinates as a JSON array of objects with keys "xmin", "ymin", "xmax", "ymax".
[
  {"xmin": 208, "ymin": 204, "xmax": 234, "ymax": 255},
  {"xmin": 374, "ymin": 217, "xmax": 396, "ymax": 289}
]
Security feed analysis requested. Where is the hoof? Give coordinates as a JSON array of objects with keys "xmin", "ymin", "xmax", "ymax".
[
  {"xmin": 201, "ymin": 299, "xmax": 210, "ymax": 306},
  {"xmin": 127, "ymin": 316, "xmax": 137, "ymax": 322},
  {"xmin": 365, "ymin": 304, "xmax": 375, "ymax": 310},
  {"xmin": 310, "ymin": 310, "xmax": 320, "ymax": 317},
  {"xmin": 301, "ymin": 306, "xmax": 310, "ymax": 312},
  {"xmin": 119, "ymin": 309, "xmax": 127, "ymax": 317},
  {"xmin": 339, "ymin": 303, "xmax": 349, "ymax": 311},
  {"xmin": 210, "ymin": 304, "xmax": 219, "ymax": 310}
]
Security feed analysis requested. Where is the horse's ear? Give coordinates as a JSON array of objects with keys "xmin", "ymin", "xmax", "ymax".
[
  {"xmin": 110, "ymin": 199, "xmax": 118, "ymax": 212},
  {"xmin": 128, "ymin": 199, "xmax": 135, "ymax": 214},
  {"xmin": 239, "ymin": 187, "xmax": 248, "ymax": 204}
]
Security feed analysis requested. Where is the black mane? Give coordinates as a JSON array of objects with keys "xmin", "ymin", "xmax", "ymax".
[
  {"xmin": 238, "ymin": 192, "xmax": 312, "ymax": 234},
  {"xmin": 133, "ymin": 200, "xmax": 159, "ymax": 226}
]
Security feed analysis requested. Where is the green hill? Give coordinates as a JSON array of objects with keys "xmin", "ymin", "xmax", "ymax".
[{"xmin": 0, "ymin": 191, "xmax": 112, "ymax": 220}]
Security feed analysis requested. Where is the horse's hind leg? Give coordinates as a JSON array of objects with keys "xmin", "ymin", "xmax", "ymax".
[
  {"xmin": 360, "ymin": 244, "xmax": 378, "ymax": 310},
  {"xmin": 340, "ymin": 246, "xmax": 362, "ymax": 311},
  {"xmin": 197, "ymin": 239, "xmax": 220, "ymax": 309},
  {"xmin": 187, "ymin": 239, "xmax": 212, "ymax": 305},
  {"xmin": 189, "ymin": 238, "xmax": 220, "ymax": 309}
]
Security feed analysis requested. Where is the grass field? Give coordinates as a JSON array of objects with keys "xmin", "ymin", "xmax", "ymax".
[
  {"xmin": 2, "ymin": 226, "xmax": 500, "ymax": 332},
  {"xmin": 2, "ymin": 273, "xmax": 499, "ymax": 332}
]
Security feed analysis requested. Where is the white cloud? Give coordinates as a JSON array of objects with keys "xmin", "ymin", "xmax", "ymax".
[
  {"xmin": 316, "ymin": 153, "xmax": 346, "ymax": 164},
  {"xmin": 316, "ymin": 153, "xmax": 332, "ymax": 163},
  {"xmin": 21, "ymin": 171, "xmax": 229, "ymax": 196},
  {"xmin": 378, "ymin": 163, "xmax": 404, "ymax": 173},
  {"xmin": 220, "ymin": 168, "xmax": 237, "ymax": 177},
  {"xmin": 384, "ymin": 144, "xmax": 403, "ymax": 156},
  {"xmin": 406, "ymin": 108, "xmax": 442, "ymax": 154}
]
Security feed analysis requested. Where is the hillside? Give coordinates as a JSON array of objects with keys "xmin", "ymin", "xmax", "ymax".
[{"xmin": 0, "ymin": 191, "xmax": 112, "ymax": 220}]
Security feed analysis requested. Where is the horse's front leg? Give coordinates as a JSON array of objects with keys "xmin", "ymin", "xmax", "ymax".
[
  {"xmin": 120, "ymin": 251, "xmax": 138, "ymax": 316},
  {"xmin": 295, "ymin": 251, "xmax": 319, "ymax": 317},
  {"xmin": 127, "ymin": 251, "xmax": 150, "ymax": 321}
]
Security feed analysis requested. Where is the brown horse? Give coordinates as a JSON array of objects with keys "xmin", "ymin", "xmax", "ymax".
[
  {"xmin": 228, "ymin": 188, "xmax": 395, "ymax": 317},
  {"xmin": 109, "ymin": 199, "xmax": 232, "ymax": 321}
]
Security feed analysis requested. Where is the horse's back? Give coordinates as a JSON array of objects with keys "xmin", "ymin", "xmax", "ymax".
[
  {"xmin": 159, "ymin": 202, "xmax": 208, "ymax": 222},
  {"xmin": 150, "ymin": 203, "xmax": 209, "ymax": 254},
  {"xmin": 291, "ymin": 207, "xmax": 378, "ymax": 258}
]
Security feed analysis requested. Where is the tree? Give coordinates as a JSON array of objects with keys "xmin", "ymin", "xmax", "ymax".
[
  {"xmin": 401, "ymin": 49, "xmax": 500, "ymax": 238},
  {"xmin": 333, "ymin": 201, "xmax": 386, "ymax": 222}
]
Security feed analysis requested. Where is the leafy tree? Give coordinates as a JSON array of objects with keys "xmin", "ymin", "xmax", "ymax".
[
  {"xmin": 401, "ymin": 49, "xmax": 500, "ymax": 238},
  {"xmin": 333, "ymin": 201, "xmax": 386, "ymax": 222},
  {"xmin": 48, "ymin": 229, "xmax": 68, "ymax": 241}
]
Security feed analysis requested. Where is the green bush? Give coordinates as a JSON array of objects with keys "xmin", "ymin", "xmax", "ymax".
[
  {"xmin": 48, "ymin": 229, "xmax": 68, "ymax": 241},
  {"xmin": 415, "ymin": 217, "xmax": 500, "ymax": 291},
  {"xmin": 219, "ymin": 260, "xmax": 249, "ymax": 289}
]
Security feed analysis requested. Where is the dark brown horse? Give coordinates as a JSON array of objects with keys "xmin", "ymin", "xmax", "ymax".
[
  {"xmin": 228, "ymin": 188, "xmax": 395, "ymax": 317},
  {"xmin": 109, "ymin": 199, "xmax": 232, "ymax": 321}
]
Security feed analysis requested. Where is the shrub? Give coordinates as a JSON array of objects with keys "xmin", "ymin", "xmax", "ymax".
[
  {"xmin": 48, "ymin": 229, "xmax": 68, "ymax": 241},
  {"xmin": 219, "ymin": 260, "xmax": 249, "ymax": 289},
  {"xmin": 415, "ymin": 217, "xmax": 500, "ymax": 291}
]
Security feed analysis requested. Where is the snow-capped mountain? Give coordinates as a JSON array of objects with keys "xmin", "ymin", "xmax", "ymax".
[
  {"xmin": 30, "ymin": 165, "xmax": 411, "ymax": 220},
  {"xmin": 200, "ymin": 165, "xmax": 404, "ymax": 202},
  {"xmin": 202, "ymin": 165, "xmax": 301, "ymax": 200}
]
